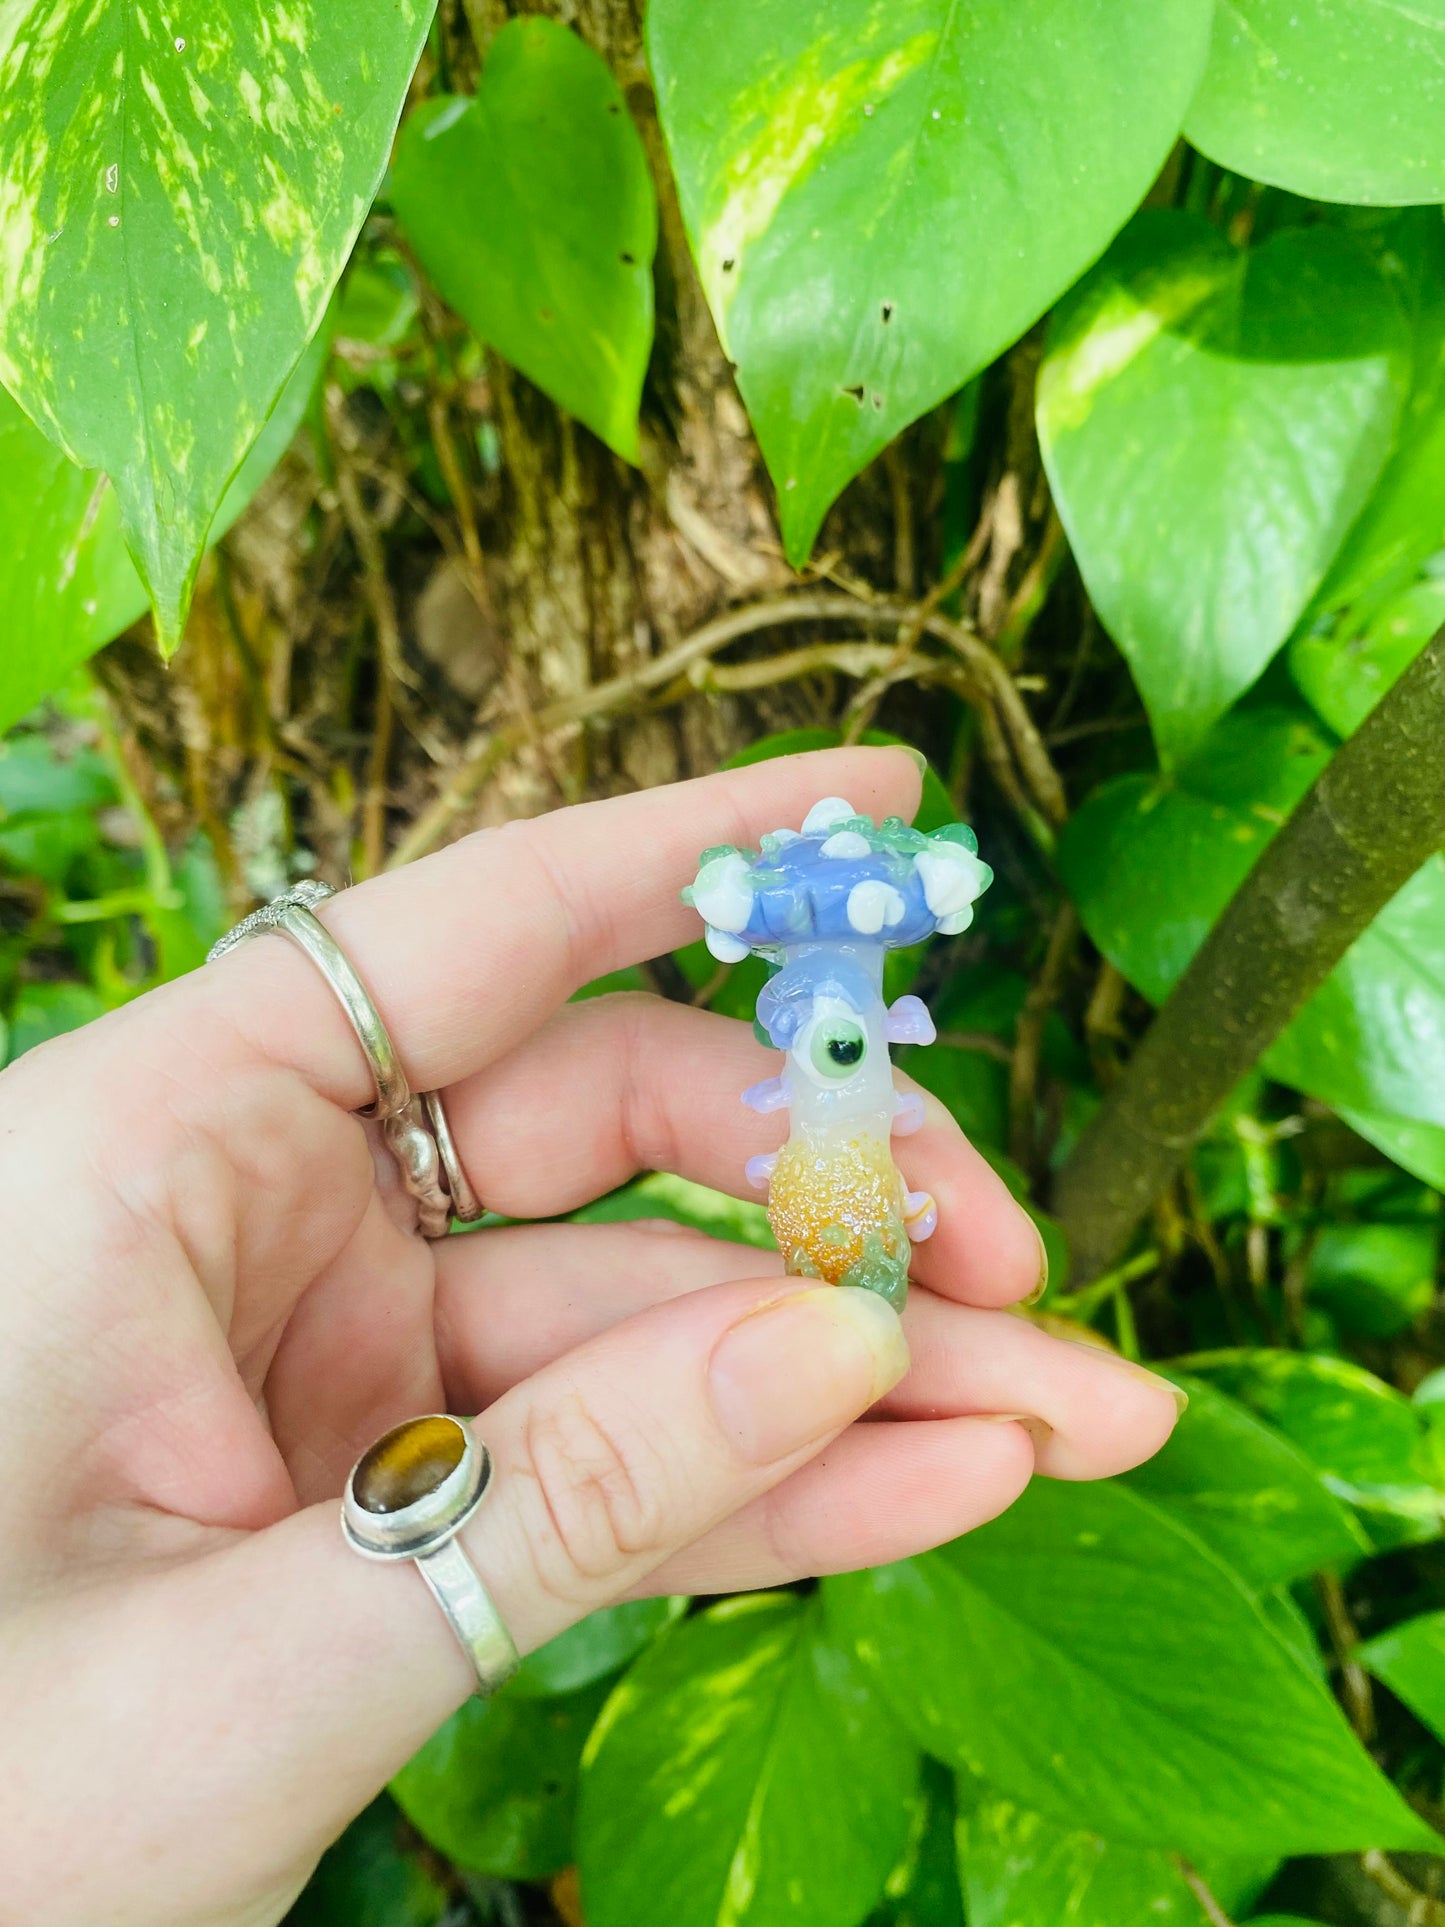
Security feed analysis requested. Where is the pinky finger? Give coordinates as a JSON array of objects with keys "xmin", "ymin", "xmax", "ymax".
[{"xmin": 646, "ymin": 1414, "xmax": 1038, "ymax": 1596}]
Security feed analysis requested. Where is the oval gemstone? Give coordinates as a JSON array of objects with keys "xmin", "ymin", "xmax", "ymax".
[{"xmin": 352, "ymin": 1415, "xmax": 467, "ymax": 1515}]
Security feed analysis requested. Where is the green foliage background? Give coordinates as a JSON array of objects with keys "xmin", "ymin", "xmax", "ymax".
[{"xmin": 5, "ymin": 2, "xmax": 1445, "ymax": 1924}]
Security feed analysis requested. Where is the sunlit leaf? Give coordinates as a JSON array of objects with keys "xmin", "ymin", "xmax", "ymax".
[
  {"xmin": 0, "ymin": 0, "xmax": 432, "ymax": 651},
  {"xmin": 1038, "ymin": 215, "xmax": 1408, "ymax": 762},
  {"xmin": 0, "ymin": 319, "xmax": 329, "ymax": 732},
  {"xmin": 1124, "ymin": 1372, "xmax": 1369, "ymax": 1586},
  {"xmin": 826, "ymin": 1478, "xmax": 1435, "ymax": 1858},
  {"xmin": 1185, "ymin": 1, "xmax": 1445, "ymax": 205},
  {"xmin": 955, "ymin": 1773, "xmax": 1275, "ymax": 1927},
  {"xmin": 580, "ymin": 1593, "xmax": 918, "ymax": 1927},
  {"xmin": 649, "ymin": 0, "xmax": 1213, "ymax": 562},
  {"xmin": 1182, "ymin": 1349, "xmax": 1445, "ymax": 1547}
]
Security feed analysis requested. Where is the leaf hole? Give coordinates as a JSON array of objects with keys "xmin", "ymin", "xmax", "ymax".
[
  {"xmin": 607, "ymin": 102, "xmax": 621, "ymax": 115},
  {"xmin": 871, "ymin": 393, "xmax": 884, "ymax": 410},
  {"xmin": 620, "ymin": 251, "xmax": 636, "ymax": 265},
  {"xmin": 722, "ymin": 258, "xmax": 736, "ymax": 273},
  {"xmin": 881, "ymin": 302, "xmax": 894, "ymax": 324},
  {"xmin": 841, "ymin": 383, "xmax": 865, "ymax": 404}
]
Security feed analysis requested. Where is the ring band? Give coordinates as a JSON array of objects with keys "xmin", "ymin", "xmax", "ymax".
[
  {"xmin": 208, "ymin": 883, "xmax": 480, "ymax": 1235},
  {"xmin": 207, "ymin": 881, "xmax": 409, "ymax": 1121},
  {"xmin": 423, "ymin": 1089, "xmax": 485, "ymax": 1222},
  {"xmin": 343, "ymin": 1415, "xmax": 518, "ymax": 1696}
]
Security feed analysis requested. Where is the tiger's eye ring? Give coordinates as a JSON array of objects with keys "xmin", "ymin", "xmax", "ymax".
[{"xmin": 342, "ymin": 1415, "xmax": 518, "ymax": 1695}]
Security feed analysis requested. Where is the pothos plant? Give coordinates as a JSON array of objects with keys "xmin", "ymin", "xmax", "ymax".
[{"xmin": 6, "ymin": 4, "xmax": 1445, "ymax": 1927}]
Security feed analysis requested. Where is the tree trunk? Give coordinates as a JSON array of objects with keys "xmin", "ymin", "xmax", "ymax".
[{"xmin": 458, "ymin": 0, "xmax": 796, "ymax": 820}]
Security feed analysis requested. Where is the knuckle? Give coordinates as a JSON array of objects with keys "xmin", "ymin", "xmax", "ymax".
[{"xmin": 519, "ymin": 1388, "xmax": 672, "ymax": 1602}]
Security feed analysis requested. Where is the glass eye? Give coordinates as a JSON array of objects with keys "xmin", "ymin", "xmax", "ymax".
[{"xmin": 810, "ymin": 1017, "xmax": 867, "ymax": 1079}]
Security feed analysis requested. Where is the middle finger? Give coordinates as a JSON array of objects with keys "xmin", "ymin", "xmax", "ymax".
[
  {"xmin": 434, "ymin": 1220, "xmax": 1181, "ymax": 1480},
  {"xmin": 441, "ymin": 992, "xmax": 1042, "ymax": 1308}
]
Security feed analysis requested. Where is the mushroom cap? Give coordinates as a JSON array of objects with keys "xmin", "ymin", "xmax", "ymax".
[{"xmin": 682, "ymin": 796, "xmax": 992, "ymax": 961}]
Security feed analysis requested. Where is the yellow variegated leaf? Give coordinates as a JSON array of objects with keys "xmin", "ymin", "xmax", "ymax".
[{"xmin": 0, "ymin": 0, "xmax": 433, "ymax": 652}]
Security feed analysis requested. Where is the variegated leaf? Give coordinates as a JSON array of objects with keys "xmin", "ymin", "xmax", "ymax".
[
  {"xmin": 0, "ymin": 0, "xmax": 434, "ymax": 653},
  {"xmin": 0, "ymin": 314, "xmax": 329, "ymax": 732},
  {"xmin": 647, "ymin": 0, "xmax": 1214, "ymax": 565}
]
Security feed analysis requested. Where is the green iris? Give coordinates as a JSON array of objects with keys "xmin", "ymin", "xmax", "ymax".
[{"xmin": 810, "ymin": 1017, "xmax": 867, "ymax": 1079}]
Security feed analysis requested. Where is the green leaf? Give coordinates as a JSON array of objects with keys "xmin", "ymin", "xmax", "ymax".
[
  {"xmin": 1305, "ymin": 1222, "xmax": 1439, "ymax": 1339},
  {"xmin": 866, "ymin": 1759, "xmax": 964, "ymax": 1927},
  {"xmin": 725, "ymin": 729, "xmax": 956, "ymax": 834},
  {"xmin": 1037, "ymin": 215, "xmax": 1408, "ymax": 763},
  {"xmin": 825, "ymin": 1478, "xmax": 1434, "ymax": 1858},
  {"xmin": 1357, "ymin": 1612, "xmax": 1445, "ymax": 1744},
  {"xmin": 1339, "ymin": 1106, "xmax": 1445, "ymax": 1192},
  {"xmin": 1184, "ymin": 1, "xmax": 1445, "ymax": 205},
  {"xmin": 1058, "ymin": 705, "xmax": 1327, "ymax": 1006},
  {"xmin": 1290, "ymin": 577, "xmax": 1445, "ymax": 740},
  {"xmin": 1123, "ymin": 1372, "xmax": 1369, "ymax": 1586},
  {"xmin": 1058, "ymin": 705, "xmax": 1445, "ymax": 1140},
  {"xmin": 1311, "ymin": 213, "xmax": 1445, "ymax": 620},
  {"xmin": 0, "ymin": 305, "xmax": 330, "ymax": 732},
  {"xmin": 1181, "ymin": 1349, "xmax": 1445, "ymax": 1547},
  {"xmin": 0, "ymin": 1, "xmax": 431, "ymax": 653},
  {"xmin": 648, "ymin": 0, "xmax": 1214, "ymax": 563},
  {"xmin": 391, "ymin": 1677, "xmax": 607, "ymax": 1881},
  {"xmin": 0, "ymin": 735, "xmax": 114, "ymax": 818},
  {"xmin": 509, "ymin": 1598, "xmax": 688, "ymax": 1699},
  {"xmin": 391, "ymin": 20, "xmax": 655, "ymax": 463},
  {"xmin": 954, "ymin": 1775, "xmax": 1274, "ymax": 1927},
  {"xmin": 4, "ymin": 980, "xmax": 107, "ymax": 1062},
  {"xmin": 579, "ymin": 1592, "xmax": 918, "ymax": 1927},
  {"xmin": 571, "ymin": 1171, "xmax": 775, "ymax": 1250},
  {"xmin": 287, "ymin": 1796, "xmax": 447, "ymax": 1927},
  {"xmin": 0, "ymin": 391, "xmax": 141, "ymax": 732}
]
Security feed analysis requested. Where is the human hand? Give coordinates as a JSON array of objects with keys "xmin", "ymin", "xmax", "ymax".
[{"xmin": 0, "ymin": 747, "xmax": 1181, "ymax": 1927}]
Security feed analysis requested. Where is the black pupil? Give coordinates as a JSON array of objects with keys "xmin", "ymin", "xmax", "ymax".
[{"xmin": 827, "ymin": 1033, "xmax": 863, "ymax": 1067}]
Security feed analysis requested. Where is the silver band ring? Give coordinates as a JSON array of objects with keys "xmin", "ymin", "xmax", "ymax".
[
  {"xmin": 384, "ymin": 1100, "xmax": 455, "ymax": 1241},
  {"xmin": 207, "ymin": 881, "xmax": 409, "ymax": 1121},
  {"xmin": 423, "ymin": 1089, "xmax": 485, "ymax": 1222},
  {"xmin": 208, "ymin": 883, "xmax": 467, "ymax": 1236},
  {"xmin": 342, "ymin": 1415, "xmax": 519, "ymax": 1696}
]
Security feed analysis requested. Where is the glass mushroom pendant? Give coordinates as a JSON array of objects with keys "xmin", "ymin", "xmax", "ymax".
[{"xmin": 683, "ymin": 796, "xmax": 992, "ymax": 1309}]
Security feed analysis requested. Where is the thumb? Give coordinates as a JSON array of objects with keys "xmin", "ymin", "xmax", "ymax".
[
  {"xmin": 463, "ymin": 1275, "xmax": 909, "ymax": 1649},
  {"xmin": 8, "ymin": 1277, "xmax": 906, "ymax": 1927}
]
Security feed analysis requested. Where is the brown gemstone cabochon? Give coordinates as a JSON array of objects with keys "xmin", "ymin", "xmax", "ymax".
[{"xmin": 353, "ymin": 1415, "xmax": 467, "ymax": 1515}]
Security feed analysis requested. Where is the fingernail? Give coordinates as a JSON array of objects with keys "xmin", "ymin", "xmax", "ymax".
[
  {"xmin": 978, "ymin": 1411, "xmax": 1053, "ymax": 1448},
  {"xmin": 1023, "ymin": 1221, "xmax": 1050, "ymax": 1306},
  {"xmin": 899, "ymin": 745, "xmax": 928, "ymax": 776},
  {"xmin": 1063, "ymin": 1342, "xmax": 1187, "ymax": 1415},
  {"xmin": 709, "ymin": 1286, "xmax": 909, "ymax": 1464}
]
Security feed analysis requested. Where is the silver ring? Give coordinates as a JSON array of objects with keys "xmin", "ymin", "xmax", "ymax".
[
  {"xmin": 422, "ymin": 1089, "xmax": 485, "ymax": 1221},
  {"xmin": 384, "ymin": 1099, "xmax": 454, "ymax": 1239},
  {"xmin": 210, "ymin": 885, "xmax": 461, "ymax": 1237},
  {"xmin": 207, "ymin": 882, "xmax": 409, "ymax": 1121},
  {"xmin": 343, "ymin": 1415, "xmax": 518, "ymax": 1697}
]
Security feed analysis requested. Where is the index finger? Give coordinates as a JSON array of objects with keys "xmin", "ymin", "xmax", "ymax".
[{"xmin": 191, "ymin": 746, "xmax": 922, "ymax": 1109}]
